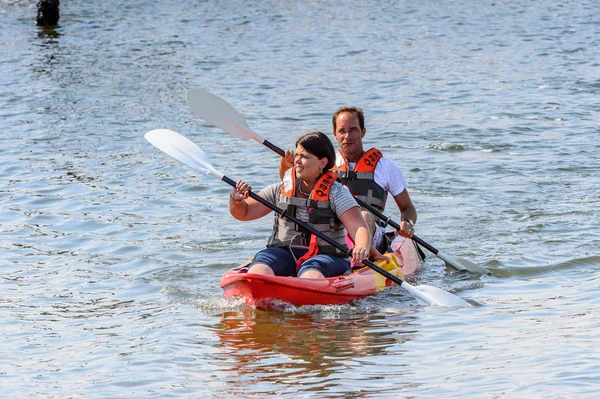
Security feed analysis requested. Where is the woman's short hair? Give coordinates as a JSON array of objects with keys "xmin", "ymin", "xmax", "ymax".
[{"xmin": 295, "ymin": 131, "xmax": 336, "ymax": 170}]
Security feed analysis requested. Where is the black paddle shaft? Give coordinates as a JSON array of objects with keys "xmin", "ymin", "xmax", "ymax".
[
  {"xmin": 221, "ymin": 175, "xmax": 406, "ymax": 287},
  {"xmin": 352, "ymin": 197, "xmax": 440, "ymax": 256},
  {"xmin": 263, "ymin": 140, "xmax": 285, "ymax": 157}
]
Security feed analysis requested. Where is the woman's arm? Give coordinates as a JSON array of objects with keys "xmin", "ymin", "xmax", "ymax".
[
  {"xmin": 339, "ymin": 206, "xmax": 371, "ymax": 264},
  {"xmin": 228, "ymin": 180, "xmax": 272, "ymax": 221}
]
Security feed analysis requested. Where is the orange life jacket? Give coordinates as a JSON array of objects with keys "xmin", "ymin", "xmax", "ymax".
[{"xmin": 266, "ymin": 169, "xmax": 348, "ymax": 270}]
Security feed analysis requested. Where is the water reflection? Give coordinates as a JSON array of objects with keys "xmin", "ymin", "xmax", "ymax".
[
  {"xmin": 213, "ymin": 307, "xmax": 420, "ymax": 396},
  {"xmin": 37, "ymin": 26, "xmax": 61, "ymax": 39}
]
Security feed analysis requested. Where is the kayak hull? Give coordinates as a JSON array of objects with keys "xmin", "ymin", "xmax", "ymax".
[{"xmin": 220, "ymin": 237, "xmax": 423, "ymax": 307}]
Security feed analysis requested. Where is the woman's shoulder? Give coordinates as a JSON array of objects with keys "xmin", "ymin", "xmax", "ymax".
[
  {"xmin": 261, "ymin": 182, "xmax": 282, "ymax": 199},
  {"xmin": 330, "ymin": 180, "xmax": 354, "ymax": 198},
  {"xmin": 329, "ymin": 179, "xmax": 358, "ymax": 215},
  {"xmin": 330, "ymin": 179, "xmax": 346, "ymax": 191}
]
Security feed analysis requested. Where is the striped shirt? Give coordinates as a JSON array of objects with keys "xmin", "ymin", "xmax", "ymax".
[{"xmin": 260, "ymin": 180, "xmax": 358, "ymax": 222}]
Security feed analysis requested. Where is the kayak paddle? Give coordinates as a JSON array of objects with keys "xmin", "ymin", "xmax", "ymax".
[
  {"xmin": 186, "ymin": 88, "xmax": 489, "ymax": 275},
  {"xmin": 348, "ymin": 199, "xmax": 490, "ymax": 275},
  {"xmin": 145, "ymin": 128, "xmax": 471, "ymax": 308}
]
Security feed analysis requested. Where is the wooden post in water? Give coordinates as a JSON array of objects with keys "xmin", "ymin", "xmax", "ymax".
[{"xmin": 36, "ymin": 0, "xmax": 60, "ymax": 27}]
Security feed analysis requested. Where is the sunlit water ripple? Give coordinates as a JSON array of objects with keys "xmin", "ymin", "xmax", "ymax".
[{"xmin": 1, "ymin": 0, "xmax": 599, "ymax": 398}]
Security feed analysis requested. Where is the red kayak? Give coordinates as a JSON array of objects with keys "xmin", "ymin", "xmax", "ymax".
[{"xmin": 220, "ymin": 237, "xmax": 424, "ymax": 307}]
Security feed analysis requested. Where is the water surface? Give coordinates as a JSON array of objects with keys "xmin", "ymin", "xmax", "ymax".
[{"xmin": 1, "ymin": 1, "xmax": 599, "ymax": 398}]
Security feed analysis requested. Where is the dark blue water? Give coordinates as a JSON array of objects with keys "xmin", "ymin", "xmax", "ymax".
[{"xmin": 1, "ymin": 1, "xmax": 599, "ymax": 397}]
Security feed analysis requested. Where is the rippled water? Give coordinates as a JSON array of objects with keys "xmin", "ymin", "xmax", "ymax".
[{"xmin": 1, "ymin": 0, "xmax": 599, "ymax": 398}]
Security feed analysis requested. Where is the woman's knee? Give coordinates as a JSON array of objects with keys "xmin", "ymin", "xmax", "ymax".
[
  {"xmin": 248, "ymin": 263, "xmax": 275, "ymax": 275},
  {"xmin": 298, "ymin": 255, "xmax": 349, "ymax": 278},
  {"xmin": 249, "ymin": 248, "xmax": 296, "ymax": 276},
  {"xmin": 298, "ymin": 268, "xmax": 324, "ymax": 279}
]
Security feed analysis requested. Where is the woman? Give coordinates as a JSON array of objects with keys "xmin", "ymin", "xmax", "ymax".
[{"xmin": 228, "ymin": 131, "xmax": 373, "ymax": 279}]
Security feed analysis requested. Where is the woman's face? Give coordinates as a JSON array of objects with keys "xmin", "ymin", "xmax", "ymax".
[{"xmin": 294, "ymin": 144, "xmax": 327, "ymax": 181}]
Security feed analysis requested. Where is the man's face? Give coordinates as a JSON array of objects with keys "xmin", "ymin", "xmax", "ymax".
[{"xmin": 333, "ymin": 112, "xmax": 365, "ymax": 157}]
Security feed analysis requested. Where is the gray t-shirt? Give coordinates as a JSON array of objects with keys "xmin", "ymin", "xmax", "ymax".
[{"xmin": 260, "ymin": 180, "xmax": 358, "ymax": 221}]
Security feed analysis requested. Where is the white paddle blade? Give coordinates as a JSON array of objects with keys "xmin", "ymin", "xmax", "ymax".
[
  {"xmin": 144, "ymin": 129, "xmax": 224, "ymax": 179},
  {"xmin": 402, "ymin": 282, "xmax": 471, "ymax": 307},
  {"xmin": 186, "ymin": 89, "xmax": 261, "ymax": 142},
  {"xmin": 437, "ymin": 250, "xmax": 489, "ymax": 275}
]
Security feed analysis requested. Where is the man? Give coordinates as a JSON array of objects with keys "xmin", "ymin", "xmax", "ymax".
[
  {"xmin": 281, "ymin": 106, "xmax": 417, "ymax": 254},
  {"xmin": 330, "ymin": 106, "xmax": 417, "ymax": 253}
]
